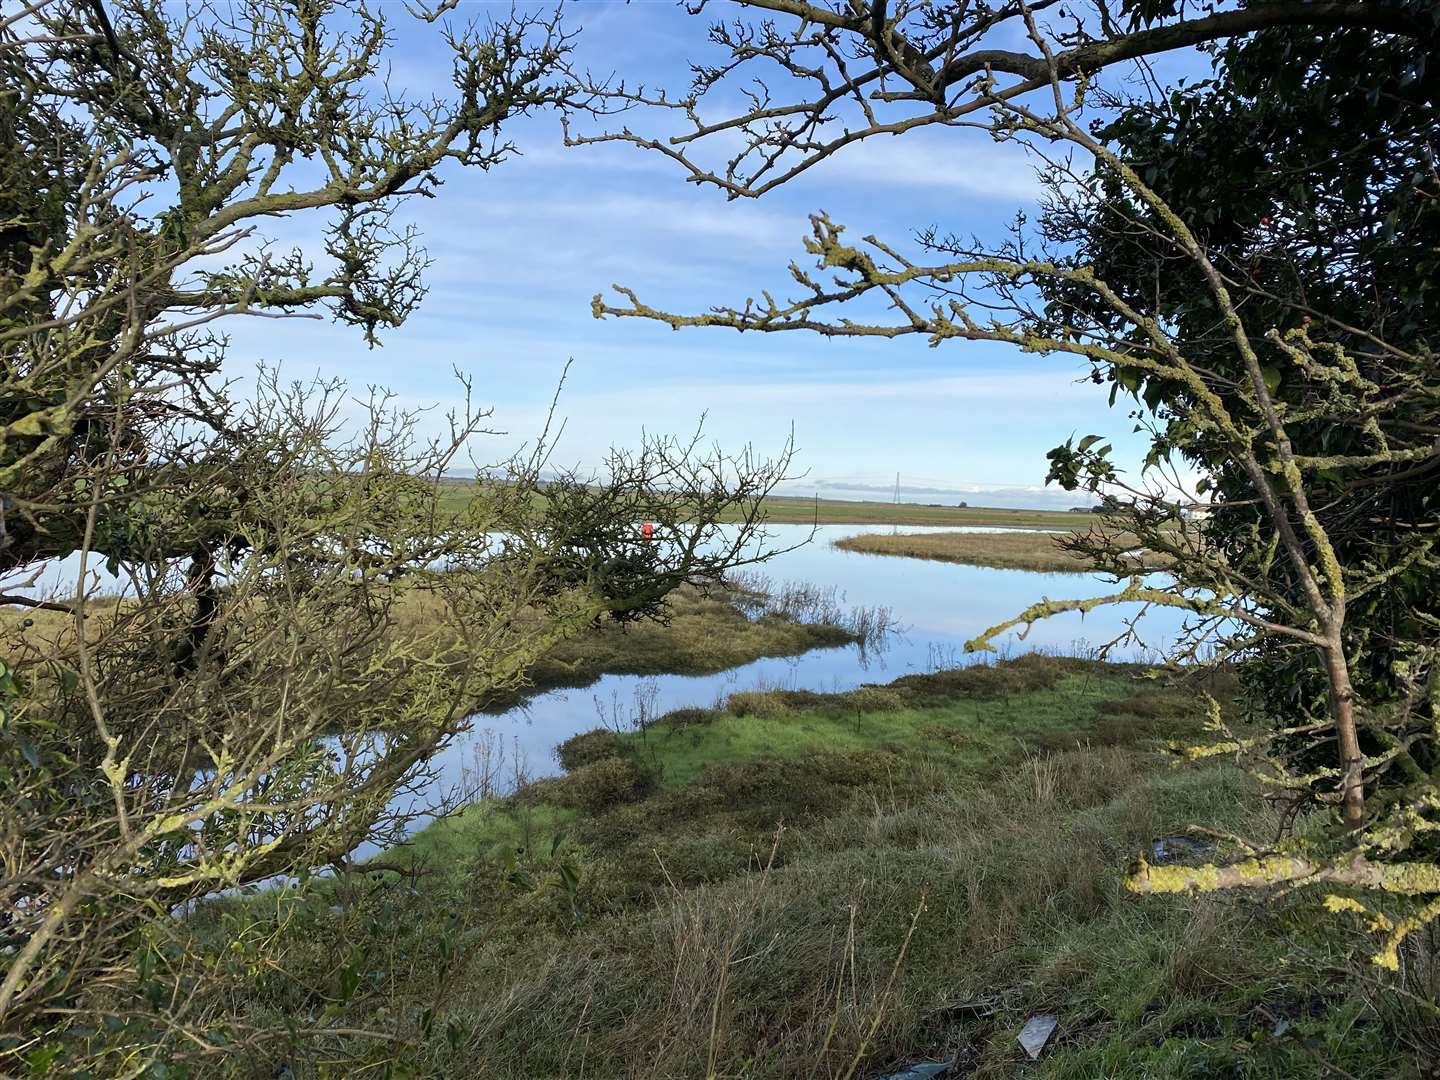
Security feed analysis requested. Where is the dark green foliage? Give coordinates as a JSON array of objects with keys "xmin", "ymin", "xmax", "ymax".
[
  {"xmin": 554, "ymin": 728, "xmax": 625, "ymax": 771},
  {"xmin": 545, "ymin": 756, "xmax": 656, "ymax": 813},
  {"xmin": 1048, "ymin": 6, "xmax": 1440, "ymax": 809}
]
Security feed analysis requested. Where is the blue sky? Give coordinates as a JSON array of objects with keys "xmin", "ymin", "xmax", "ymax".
[{"xmin": 217, "ymin": 1, "xmax": 1170, "ymax": 510}]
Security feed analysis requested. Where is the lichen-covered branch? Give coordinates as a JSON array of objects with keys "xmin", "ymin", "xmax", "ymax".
[
  {"xmin": 569, "ymin": 0, "xmax": 1427, "ymax": 199},
  {"xmin": 576, "ymin": 0, "xmax": 1440, "ymax": 968},
  {"xmin": 1128, "ymin": 852, "xmax": 1440, "ymax": 898}
]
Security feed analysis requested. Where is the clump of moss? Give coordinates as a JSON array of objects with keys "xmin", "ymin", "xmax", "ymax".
[
  {"xmin": 888, "ymin": 652, "xmax": 1074, "ymax": 705},
  {"xmin": 653, "ymin": 708, "xmax": 716, "ymax": 736},
  {"xmin": 544, "ymin": 756, "xmax": 655, "ymax": 813},
  {"xmin": 554, "ymin": 728, "xmax": 624, "ymax": 771}
]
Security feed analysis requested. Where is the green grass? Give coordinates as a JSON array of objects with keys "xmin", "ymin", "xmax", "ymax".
[
  {"xmin": 197, "ymin": 654, "xmax": 1439, "ymax": 1078},
  {"xmin": 391, "ymin": 800, "xmax": 577, "ymax": 884},
  {"xmin": 621, "ymin": 658, "xmax": 1150, "ymax": 787}
]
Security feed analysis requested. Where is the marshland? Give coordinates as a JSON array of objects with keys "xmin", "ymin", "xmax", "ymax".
[{"xmin": 5, "ymin": 2, "xmax": 1438, "ymax": 1078}]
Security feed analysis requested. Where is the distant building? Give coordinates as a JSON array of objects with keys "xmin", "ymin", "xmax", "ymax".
[{"xmin": 1069, "ymin": 506, "xmax": 1099, "ymax": 513}]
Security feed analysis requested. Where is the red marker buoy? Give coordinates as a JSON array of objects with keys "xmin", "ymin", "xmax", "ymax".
[{"xmin": 641, "ymin": 522, "xmax": 655, "ymax": 541}]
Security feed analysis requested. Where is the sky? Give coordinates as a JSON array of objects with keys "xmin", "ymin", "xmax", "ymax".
[{"xmin": 215, "ymin": 0, "xmax": 1180, "ymax": 510}]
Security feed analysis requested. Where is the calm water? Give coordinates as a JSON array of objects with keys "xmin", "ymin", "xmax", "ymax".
[
  {"xmin": 15, "ymin": 523, "xmax": 1195, "ymax": 837},
  {"xmin": 412, "ymin": 523, "xmax": 1190, "ymax": 816}
]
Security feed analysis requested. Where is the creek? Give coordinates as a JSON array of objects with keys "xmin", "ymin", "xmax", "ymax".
[{"xmin": 410, "ymin": 522, "xmax": 1192, "ymax": 817}]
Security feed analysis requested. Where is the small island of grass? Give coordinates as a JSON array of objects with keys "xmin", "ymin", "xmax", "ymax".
[{"xmin": 834, "ymin": 528, "xmax": 1170, "ymax": 574}]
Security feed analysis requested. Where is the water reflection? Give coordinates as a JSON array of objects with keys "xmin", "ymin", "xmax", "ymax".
[
  {"xmin": 19, "ymin": 521, "xmax": 1197, "ymax": 845},
  {"xmin": 416, "ymin": 523, "xmax": 1189, "ymax": 814}
]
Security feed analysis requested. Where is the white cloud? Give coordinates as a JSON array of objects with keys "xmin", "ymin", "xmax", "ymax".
[
  {"xmin": 817, "ymin": 134, "xmax": 1046, "ymax": 202},
  {"xmin": 427, "ymin": 190, "xmax": 806, "ymax": 253}
]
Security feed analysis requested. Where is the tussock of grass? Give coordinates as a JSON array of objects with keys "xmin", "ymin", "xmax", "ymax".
[
  {"xmin": 477, "ymin": 584, "xmax": 858, "ymax": 710},
  {"xmin": 834, "ymin": 530, "xmax": 1170, "ymax": 574},
  {"xmin": 554, "ymin": 728, "xmax": 627, "ymax": 770},
  {"xmin": 206, "ymin": 657, "xmax": 1435, "ymax": 1078},
  {"xmin": 227, "ymin": 578, "xmax": 855, "ymax": 714}
]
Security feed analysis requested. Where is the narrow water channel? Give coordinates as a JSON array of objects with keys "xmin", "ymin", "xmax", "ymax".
[
  {"xmin": 411, "ymin": 523, "xmax": 1191, "ymax": 818},
  {"xmin": 17, "ymin": 521, "xmax": 1195, "ymax": 841}
]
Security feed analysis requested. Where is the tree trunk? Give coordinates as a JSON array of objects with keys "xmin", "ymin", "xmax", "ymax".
[{"xmin": 1322, "ymin": 639, "xmax": 1365, "ymax": 831}]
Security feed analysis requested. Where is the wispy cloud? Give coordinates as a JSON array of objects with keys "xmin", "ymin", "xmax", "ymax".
[
  {"xmin": 554, "ymin": 370, "xmax": 1095, "ymax": 408},
  {"xmin": 428, "ymin": 190, "xmax": 807, "ymax": 253},
  {"xmin": 818, "ymin": 134, "xmax": 1046, "ymax": 202},
  {"xmin": 211, "ymin": 5, "xmax": 1145, "ymax": 500}
]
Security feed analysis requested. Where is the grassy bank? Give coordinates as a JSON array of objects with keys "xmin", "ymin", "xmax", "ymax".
[
  {"xmin": 206, "ymin": 656, "xmax": 1434, "ymax": 1078},
  {"xmin": 2, "ymin": 581, "xmax": 858, "ymax": 715},
  {"xmin": 433, "ymin": 480, "xmax": 1085, "ymax": 529},
  {"xmin": 478, "ymin": 582, "xmax": 861, "ymax": 710},
  {"xmin": 834, "ymin": 530, "xmax": 1169, "ymax": 574}
]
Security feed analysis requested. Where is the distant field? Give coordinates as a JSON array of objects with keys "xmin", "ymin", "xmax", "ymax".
[
  {"xmin": 835, "ymin": 528, "xmax": 1169, "ymax": 573},
  {"xmin": 434, "ymin": 479, "xmax": 1086, "ymax": 529},
  {"xmin": 725, "ymin": 495, "xmax": 1086, "ymax": 528}
]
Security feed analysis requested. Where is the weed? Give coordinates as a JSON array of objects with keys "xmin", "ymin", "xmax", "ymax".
[{"xmin": 534, "ymin": 756, "xmax": 656, "ymax": 814}]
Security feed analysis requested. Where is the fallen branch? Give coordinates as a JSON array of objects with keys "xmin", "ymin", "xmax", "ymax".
[{"xmin": 1127, "ymin": 852, "xmax": 1440, "ymax": 896}]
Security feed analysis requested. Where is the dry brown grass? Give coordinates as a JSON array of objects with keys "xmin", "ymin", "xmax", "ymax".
[
  {"xmin": 833, "ymin": 529, "xmax": 1171, "ymax": 574},
  {"xmin": 1, "ymin": 596, "xmax": 130, "ymax": 661},
  {"xmin": 3, "ymin": 580, "xmax": 850, "ymax": 719}
]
